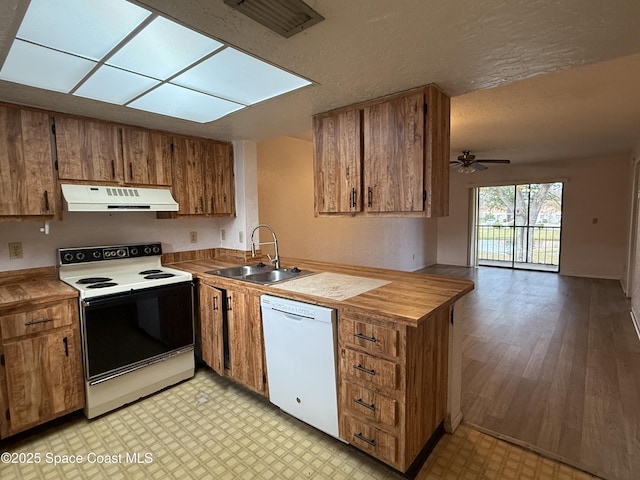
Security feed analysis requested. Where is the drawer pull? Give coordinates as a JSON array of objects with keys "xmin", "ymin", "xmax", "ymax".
[
  {"xmin": 353, "ymin": 332, "xmax": 377, "ymax": 343},
  {"xmin": 353, "ymin": 364, "xmax": 376, "ymax": 376},
  {"xmin": 354, "ymin": 398, "xmax": 376, "ymax": 411},
  {"xmin": 63, "ymin": 336, "xmax": 69, "ymax": 357},
  {"xmin": 24, "ymin": 318, "xmax": 53, "ymax": 326},
  {"xmin": 354, "ymin": 432, "xmax": 376, "ymax": 446}
]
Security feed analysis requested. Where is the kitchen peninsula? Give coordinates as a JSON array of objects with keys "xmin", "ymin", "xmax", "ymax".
[{"xmin": 170, "ymin": 252, "xmax": 474, "ymax": 474}]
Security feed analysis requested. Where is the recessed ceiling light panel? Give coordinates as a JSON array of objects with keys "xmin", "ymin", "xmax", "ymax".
[
  {"xmin": 74, "ymin": 65, "xmax": 159, "ymax": 104},
  {"xmin": 0, "ymin": 40, "xmax": 96, "ymax": 93},
  {"xmin": 128, "ymin": 83, "xmax": 245, "ymax": 123},
  {"xmin": 16, "ymin": 0, "xmax": 151, "ymax": 60},
  {"xmin": 107, "ymin": 16, "xmax": 223, "ymax": 80},
  {"xmin": 172, "ymin": 47, "xmax": 311, "ymax": 105}
]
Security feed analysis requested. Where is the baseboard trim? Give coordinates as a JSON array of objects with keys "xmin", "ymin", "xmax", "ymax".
[{"xmin": 631, "ymin": 309, "xmax": 640, "ymax": 341}]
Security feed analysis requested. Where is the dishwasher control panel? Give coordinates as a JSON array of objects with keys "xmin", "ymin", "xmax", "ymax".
[{"xmin": 261, "ymin": 295, "xmax": 320, "ymax": 319}]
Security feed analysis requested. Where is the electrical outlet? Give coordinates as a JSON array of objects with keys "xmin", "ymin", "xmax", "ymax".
[
  {"xmin": 8, "ymin": 242, "xmax": 23, "ymax": 259},
  {"xmin": 190, "ymin": 231, "xmax": 197, "ymax": 243},
  {"xmin": 221, "ymin": 229, "xmax": 226, "ymax": 241},
  {"xmin": 239, "ymin": 231, "xmax": 244, "ymax": 243}
]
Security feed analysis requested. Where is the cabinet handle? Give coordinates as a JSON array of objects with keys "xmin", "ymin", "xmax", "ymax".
[
  {"xmin": 210, "ymin": 197, "xmax": 214, "ymax": 212},
  {"xmin": 63, "ymin": 336, "xmax": 69, "ymax": 357},
  {"xmin": 351, "ymin": 188, "xmax": 357, "ymax": 208},
  {"xmin": 353, "ymin": 332, "xmax": 377, "ymax": 343},
  {"xmin": 354, "ymin": 398, "xmax": 376, "ymax": 411},
  {"xmin": 43, "ymin": 190, "xmax": 50, "ymax": 211},
  {"xmin": 129, "ymin": 162, "xmax": 133, "ymax": 179},
  {"xmin": 213, "ymin": 296, "xmax": 218, "ymax": 311},
  {"xmin": 354, "ymin": 432, "xmax": 376, "ymax": 446},
  {"xmin": 111, "ymin": 160, "xmax": 115, "ymax": 179},
  {"xmin": 24, "ymin": 318, "xmax": 53, "ymax": 326},
  {"xmin": 353, "ymin": 364, "xmax": 376, "ymax": 376},
  {"xmin": 199, "ymin": 197, "xmax": 204, "ymax": 212},
  {"xmin": 367, "ymin": 187, "xmax": 372, "ymax": 207},
  {"xmin": 227, "ymin": 296, "xmax": 232, "ymax": 311}
]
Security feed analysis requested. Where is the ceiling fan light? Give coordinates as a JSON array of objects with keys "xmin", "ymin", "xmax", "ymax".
[{"xmin": 457, "ymin": 164, "xmax": 478, "ymax": 174}]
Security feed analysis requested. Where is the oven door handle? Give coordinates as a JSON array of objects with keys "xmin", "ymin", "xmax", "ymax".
[{"xmin": 81, "ymin": 290, "xmax": 134, "ymax": 308}]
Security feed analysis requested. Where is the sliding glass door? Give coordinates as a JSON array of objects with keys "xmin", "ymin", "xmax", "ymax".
[{"xmin": 476, "ymin": 182, "xmax": 563, "ymax": 272}]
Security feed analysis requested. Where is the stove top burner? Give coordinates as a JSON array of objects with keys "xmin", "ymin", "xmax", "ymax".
[
  {"xmin": 144, "ymin": 273, "xmax": 176, "ymax": 280},
  {"xmin": 77, "ymin": 277, "xmax": 113, "ymax": 284},
  {"xmin": 139, "ymin": 269, "xmax": 163, "ymax": 275},
  {"xmin": 86, "ymin": 282, "xmax": 119, "ymax": 289}
]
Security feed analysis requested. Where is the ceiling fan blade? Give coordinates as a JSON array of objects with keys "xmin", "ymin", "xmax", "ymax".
[
  {"xmin": 476, "ymin": 159, "xmax": 511, "ymax": 164},
  {"xmin": 450, "ymin": 160, "xmax": 463, "ymax": 164},
  {"xmin": 474, "ymin": 163, "xmax": 488, "ymax": 171}
]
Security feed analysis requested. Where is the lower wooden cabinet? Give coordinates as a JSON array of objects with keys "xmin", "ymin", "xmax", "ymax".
[
  {"xmin": 199, "ymin": 282, "xmax": 267, "ymax": 395},
  {"xmin": 338, "ymin": 308, "xmax": 449, "ymax": 472},
  {"xmin": 0, "ymin": 298, "xmax": 84, "ymax": 438}
]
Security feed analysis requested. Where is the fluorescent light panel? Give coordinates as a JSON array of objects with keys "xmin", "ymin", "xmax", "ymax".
[{"xmin": 0, "ymin": 0, "xmax": 312, "ymax": 123}]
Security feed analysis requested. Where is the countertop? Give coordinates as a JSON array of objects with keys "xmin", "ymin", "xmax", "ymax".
[
  {"xmin": 170, "ymin": 256, "xmax": 474, "ymax": 328},
  {"xmin": 0, "ymin": 276, "xmax": 78, "ymax": 313}
]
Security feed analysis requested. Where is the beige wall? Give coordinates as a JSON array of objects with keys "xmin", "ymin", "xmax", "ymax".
[
  {"xmin": 257, "ymin": 136, "xmax": 438, "ymax": 271},
  {"xmin": 437, "ymin": 153, "xmax": 632, "ymax": 279}
]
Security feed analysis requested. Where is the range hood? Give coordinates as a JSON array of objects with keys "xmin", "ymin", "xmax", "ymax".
[{"xmin": 61, "ymin": 184, "xmax": 179, "ymax": 212}]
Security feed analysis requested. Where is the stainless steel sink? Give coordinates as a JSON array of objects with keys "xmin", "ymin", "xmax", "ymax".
[
  {"xmin": 205, "ymin": 265, "xmax": 313, "ymax": 285},
  {"xmin": 205, "ymin": 264, "xmax": 272, "ymax": 279}
]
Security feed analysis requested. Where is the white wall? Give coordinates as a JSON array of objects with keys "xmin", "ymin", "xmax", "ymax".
[
  {"xmin": 437, "ymin": 153, "xmax": 632, "ymax": 280},
  {"xmin": 257, "ymin": 136, "xmax": 438, "ymax": 271},
  {"xmin": 0, "ymin": 140, "xmax": 256, "ymax": 272}
]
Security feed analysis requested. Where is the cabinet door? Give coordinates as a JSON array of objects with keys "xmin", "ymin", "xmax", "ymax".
[
  {"xmin": 226, "ymin": 290, "xmax": 266, "ymax": 395},
  {"xmin": 206, "ymin": 142, "xmax": 235, "ymax": 216},
  {"xmin": 0, "ymin": 106, "xmax": 57, "ymax": 216},
  {"xmin": 121, "ymin": 127, "xmax": 172, "ymax": 186},
  {"xmin": 199, "ymin": 283, "xmax": 224, "ymax": 374},
  {"xmin": 55, "ymin": 116, "xmax": 123, "ymax": 182},
  {"xmin": 3, "ymin": 327, "xmax": 84, "ymax": 434},
  {"xmin": 313, "ymin": 110, "xmax": 362, "ymax": 213},
  {"xmin": 172, "ymin": 136, "xmax": 209, "ymax": 215},
  {"xmin": 364, "ymin": 93, "xmax": 424, "ymax": 213}
]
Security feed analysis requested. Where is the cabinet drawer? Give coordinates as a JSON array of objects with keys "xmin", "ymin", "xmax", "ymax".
[
  {"xmin": 340, "ymin": 317, "xmax": 398, "ymax": 357},
  {"xmin": 341, "ymin": 348, "xmax": 398, "ymax": 390},
  {"xmin": 342, "ymin": 382, "xmax": 397, "ymax": 428},
  {"xmin": 343, "ymin": 415, "xmax": 398, "ymax": 466},
  {"xmin": 0, "ymin": 300, "xmax": 77, "ymax": 340}
]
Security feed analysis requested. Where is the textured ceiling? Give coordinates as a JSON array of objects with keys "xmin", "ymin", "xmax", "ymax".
[{"xmin": 1, "ymin": 0, "xmax": 640, "ymax": 164}]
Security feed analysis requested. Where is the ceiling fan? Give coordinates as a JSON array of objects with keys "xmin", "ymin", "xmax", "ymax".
[{"xmin": 450, "ymin": 151, "xmax": 511, "ymax": 174}]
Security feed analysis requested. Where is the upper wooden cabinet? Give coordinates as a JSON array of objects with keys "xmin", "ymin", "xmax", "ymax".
[
  {"xmin": 171, "ymin": 135, "xmax": 235, "ymax": 217},
  {"xmin": 0, "ymin": 105, "xmax": 58, "ymax": 217},
  {"xmin": 312, "ymin": 85, "xmax": 450, "ymax": 217},
  {"xmin": 313, "ymin": 109, "xmax": 362, "ymax": 214},
  {"xmin": 121, "ymin": 127, "xmax": 173, "ymax": 186},
  {"xmin": 54, "ymin": 116, "xmax": 123, "ymax": 183}
]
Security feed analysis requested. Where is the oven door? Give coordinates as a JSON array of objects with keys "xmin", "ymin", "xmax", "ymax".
[{"xmin": 81, "ymin": 281, "xmax": 194, "ymax": 383}]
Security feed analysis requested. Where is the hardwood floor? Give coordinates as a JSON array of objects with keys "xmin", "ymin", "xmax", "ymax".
[{"xmin": 418, "ymin": 265, "xmax": 640, "ymax": 480}]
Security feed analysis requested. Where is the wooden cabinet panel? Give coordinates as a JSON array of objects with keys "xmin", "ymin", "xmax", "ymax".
[
  {"xmin": 199, "ymin": 283, "xmax": 224, "ymax": 374},
  {"xmin": 207, "ymin": 142, "xmax": 235, "ymax": 216},
  {"xmin": 342, "ymin": 415, "xmax": 398, "ymax": 466},
  {"xmin": 121, "ymin": 127, "xmax": 172, "ymax": 186},
  {"xmin": 341, "ymin": 382, "xmax": 397, "ymax": 428},
  {"xmin": 0, "ymin": 300, "xmax": 75, "ymax": 340},
  {"xmin": 313, "ymin": 110, "xmax": 362, "ymax": 214},
  {"xmin": 172, "ymin": 136, "xmax": 208, "ymax": 214},
  {"xmin": 226, "ymin": 290, "xmax": 266, "ymax": 395},
  {"xmin": 3, "ymin": 326, "xmax": 84, "ymax": 434},
  {"xmin": 364, "ymin": 92, "xmax": 424, "ymax": 213},
  {"xmin": 339, "ymin": 316, "xmax": 399, "ymax": 358},
  {"xmin": 55, "ymin": 116, "xmax": 123, "ymax": 183},
  {"xmin": 0, "ymin": 106, "xmax": 57, "ymax": 216},
  {"xmin": 341, "ymin": 348, "xmax": 398, "ymax": 390}
]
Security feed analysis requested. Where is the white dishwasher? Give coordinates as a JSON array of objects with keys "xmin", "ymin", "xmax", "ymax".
[{"xmin": 260, "ymin": 295, "xmax": 341, "ymax": 440}]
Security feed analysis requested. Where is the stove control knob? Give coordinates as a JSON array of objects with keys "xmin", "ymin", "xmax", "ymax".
[
  {"xmin": 75, "ymin": 252, "xmax": 85, "ymax": 261},
  {"xmin": 130, "ymin": 248, "xmax": 139, "ymax": 256},
  {"xmin": 116, "ymin": 249, "xmax": 127, "ymax": 258},
  {"xmin": 144, "ymin": 246, "xmax": 152, "ymax": 255},
  {"xmin": 63, "ymin": 253, "xmax": 74, "ymax": 263},
  {"xmin": 152, "ymin": 245, "xmax": 160, "ymax": 254},
  {"xmin": 92, "ymin": 251, "xmax": 102, "ymax": 259}
]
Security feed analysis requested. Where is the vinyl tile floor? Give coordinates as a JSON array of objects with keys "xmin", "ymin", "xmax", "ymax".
[{"xmin": 0, "ymin": 369, "xmax": 599, "ymax": 480}]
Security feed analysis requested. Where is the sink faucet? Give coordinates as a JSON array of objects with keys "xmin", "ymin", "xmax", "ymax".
[{"xmin": 250, "ymin": 224, "xmax": 280, "ymax": 269}]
